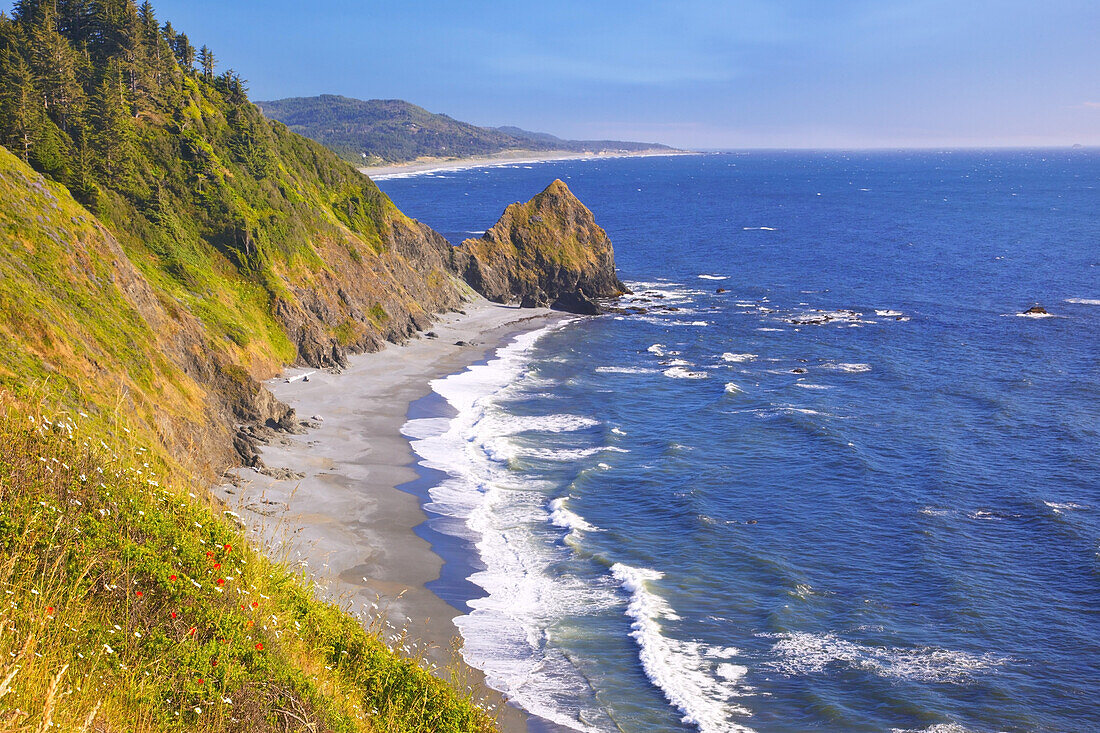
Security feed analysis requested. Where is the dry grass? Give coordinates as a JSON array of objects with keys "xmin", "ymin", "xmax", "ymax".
[{"xmin": 0, "ymin": 397, "xmax": 499, "ymax": 732}]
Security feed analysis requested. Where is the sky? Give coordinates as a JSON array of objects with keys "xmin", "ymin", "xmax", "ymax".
[{"xmin": 84, "ymin": 1, "xmax": 1100, "ymax": 148}]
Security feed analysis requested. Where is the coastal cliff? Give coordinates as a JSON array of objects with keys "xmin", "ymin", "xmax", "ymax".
[
  {"xmin": 0, "ymin": 1, "xmax": 628, "ymax": 728},
  {"xmin": 454, "ymin": 179, "xmax": 628, "ymax": 314}
]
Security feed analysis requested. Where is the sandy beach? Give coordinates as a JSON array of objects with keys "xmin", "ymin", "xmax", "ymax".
[
  {"xmin": 360, "ymin": 148, "xmax": 696, "ymax": 180},
  {"xmin": 216, "ymin": 298, "xmax": 570, "ymax": 733}
]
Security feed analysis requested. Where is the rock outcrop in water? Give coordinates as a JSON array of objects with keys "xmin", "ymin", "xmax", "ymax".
[{"xmin": 453, "ymin": 180, "xmax": 628, "ymax": 314}]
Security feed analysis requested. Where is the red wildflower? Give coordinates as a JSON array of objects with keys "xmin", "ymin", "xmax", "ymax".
[
  {"xmin": 188, "ymin": 627, "xmax": 197, "ymax": 636},
  {"xmin": 135, "ymin": 590, "xmax": 143, "ymax": 597},
  {"xmin": 211, "ymin": 660, "xmax": 218, "ymax": 667},
  {"xmin": 46, "ymin": 606, "xmax": 55, "ymax": 616},
  {"xmin": 255, "ymin": 643, "xmax": 263, "ymax": 651},
  {"xmin": 171, "ymin": 611, "xmax": 178, "ymax": 619},
  {"xmin": 206, "ymin": 551, "xmax": 215, "ymax": 558},
  {"xmin": 223, "ymin": 544, "xmax": 232, "ymax": 552},
  {"xmin": 197, "ymin": 678, "xmax": 204, "ymax": 684},
  {"xmin": 213, "ymin": 563, "xmax": 221, "ymax": 569},
  {"xmin": 216, "ymin": 578, "xmax": 225, "ymax": 586},
  {"xmin": 251, "ymin": 601, "xmax": 258, "ymax": 609},
  {"xmin": 169, "ymin": 574, "xmax": 177, "ymax": 582}
]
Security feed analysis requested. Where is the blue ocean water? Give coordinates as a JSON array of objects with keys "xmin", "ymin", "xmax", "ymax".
[{"xmin": 380, "ymin": 151, "xmax": 1100, "ymax": 733}]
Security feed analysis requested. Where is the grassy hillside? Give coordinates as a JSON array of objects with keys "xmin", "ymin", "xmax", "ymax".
[
  {"xmin": 0, "ymin": 1, "xmax": 470, "ymax": 475},
  {"xmin": 0, "ymin": 1, "xmax": 497, "ymax": 729},
  {"xmin": 256, "ymin": 95, "xmax": 672, "ymax": 166},
  {"xmin": 0, "ymin": 399, "xmax": 496, "ymax": 732}
]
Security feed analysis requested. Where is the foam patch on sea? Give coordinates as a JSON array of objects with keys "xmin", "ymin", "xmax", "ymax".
[
  {"xmin": 762, "ymin": 632, "xmax": 1008, "ymax": 683},
  {"xmin": 612, "ymin": 564, "xmax": 756, "ymax": 733}
]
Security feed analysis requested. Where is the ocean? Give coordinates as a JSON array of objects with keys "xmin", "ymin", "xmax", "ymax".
[{"xmin": 378, "ymin": 151, "xmax": 1100, "ymax": 733}]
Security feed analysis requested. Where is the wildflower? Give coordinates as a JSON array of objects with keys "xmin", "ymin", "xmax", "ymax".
[
  {"xmin": 251, "ymin": 601, "xmax": 258, "ymax": 609},
  {"xmin": 103, "ymin": 644, "xmax": 115, "ymax": 654},
  {"xmin": 213, "ymin": 563, "xmax": 221, "ymax": 570},
  {"xmin": 255, "ymin": 643, "xmax": 263, "ymax": 650},
  {"xmin": 216, "ymin": 578, "xmax": 225, "ymax": 586},
  {"xmin": 206, "ymin": 551, "xmax": 215, "ymax": 559},
  {"xmin": 194, "ymin": 707, "xmax": 201, "ymax": 714},
  {"xmin": 246, "ymin": 620, "xmax": 254, "ymax": 628},
  {"xmin": 46, "ymin": 606, "xmax": 55, "ymax": 616},
  {"xmin": 224, "ymin": 544, "xmax": 232, "ymax": 552},
  {"xmin": 197, "ymin": 678, "xmax": 203, "ymax": 685},
  {"xmin": 135, "ymin": 590, "xmax": 143, "ymax": 598},
  {"xmin": 171, "ymin": 612, "xmax": 178, "ymax": 619},
  {"xmin": 169, "ymin": 574, "xmax": 177, "ymax": 582},
  {"xmin": 188, "ymin": 627, "xmax": 197, "ymax": 636}
]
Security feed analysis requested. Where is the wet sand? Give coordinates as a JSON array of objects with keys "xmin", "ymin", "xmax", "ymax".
[{"xmin": 216, "ymin": 298, "xmax": 571, "ymax": 732}]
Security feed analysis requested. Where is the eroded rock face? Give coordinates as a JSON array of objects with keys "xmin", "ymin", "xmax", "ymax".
[{"xmin": 453, "ymin": 180, "xmax": 628, "ymax": 314}]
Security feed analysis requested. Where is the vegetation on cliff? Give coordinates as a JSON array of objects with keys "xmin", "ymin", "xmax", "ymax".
[
  {"xmin": 454, "ymin": 179, "xmax": 628, "ymax": 315},
  {"xmin": 0, "ymin": 0, "xmax": 469, "ymax": 474},
  {"xmin": 256, "ymin": 95, "xmax": 672, "ymax": 166},
  {"xmin": 0, "ymin": 1, "xmax": 493, "ymax": 729},
  {"xmin": 0, "ymin": 401, "xmax": 495, "ymax": 732},
  {"xmin": 0, "ymin": 2, "xmax": 630, "ymax": 728}
]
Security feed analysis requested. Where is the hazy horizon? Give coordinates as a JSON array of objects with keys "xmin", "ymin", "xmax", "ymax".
[{"xmin": 93, "ymin": 0, "xmax": 1100, "ymax": 149}]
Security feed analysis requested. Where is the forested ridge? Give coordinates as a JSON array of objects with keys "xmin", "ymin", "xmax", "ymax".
[{"xmin": 257, "ymin": 94, "xmax": 673, "ymax": 166}]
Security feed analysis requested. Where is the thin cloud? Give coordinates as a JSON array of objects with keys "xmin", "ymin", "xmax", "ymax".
[{"xmin": 1083, "ymin": 102, "xmax": 1100, "ymax": 109}]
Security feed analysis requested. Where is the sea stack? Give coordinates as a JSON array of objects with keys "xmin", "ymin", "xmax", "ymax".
[{"xmin": 454, "ymin": 180, "xmax": 629, "ymax": 314}]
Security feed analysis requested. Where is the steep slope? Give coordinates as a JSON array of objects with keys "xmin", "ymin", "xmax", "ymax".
[
  {"xmin": 0, "ymin": 2, "xmax": 473, "ymax": 475},
  {"xmin": 453, "ymin": 180, "xmax": 628, "ymax": 314},
  {"xmin": 256, "ymin": 95, "xmax": 672, "ymax": 166}
]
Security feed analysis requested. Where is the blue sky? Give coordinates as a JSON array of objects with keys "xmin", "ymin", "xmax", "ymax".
[{"xmin": 95, "ymin": 1, "xmax": 1100, "ymax": 147}]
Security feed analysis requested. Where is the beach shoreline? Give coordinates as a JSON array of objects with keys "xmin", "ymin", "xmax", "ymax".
[
  {"xmin": 361, "ymin": 148, "xmax": 697, "ymax": 180},
  {"xmin": 216, "ymin": 298, "xmax": 571, "ymax": 733}
]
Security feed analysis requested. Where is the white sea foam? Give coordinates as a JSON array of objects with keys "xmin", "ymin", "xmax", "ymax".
[
  {"xmin": 403, "ymin": 324, "xmax": 621, "ymax": 731},
  {"xmin": 794, "ymin": 383, "xmax": 832, "ymax": 390},
  {"xmin": 1066, "ymin": 298, "xmax": 1100, "ymax": 305},
  {"xmin": 1015, "ymin": 311, "xmax": 1056, "ymax": 319},
  {"xmin": 875, "ymin": 309, "xmax": 904, "ymax": 317},
  {"xmin": 891, "ymin": 724, "xmax": 975, "ymax": 733},
  {"xmin": 764, "ymin": 631, "xmax": 1007, "ymax": 683},
  {"xmin": 595, "ymin": 366, "xmax": 660, "ymax": 374},
  {"xmin": 724, "ymin": 383, "xmax": 744, "ymax": 394},
  {"xmin": 665, "ymin": 366, "xmax": 709, "ymax": 380},
  {"xmin": 822, "ymin": 362, "xmax": 872, "ymax": 373},
  {"xmin": 757, "ymin": 327, "xmax": 785, "ymax": 332},
  {"xmin": 742, "ymin": 226, "xmax": 777, "ymax": 231},
  {"xmin": 1043, "ymin": 500, "xmax": 1088, "ymax": 513},
  {"xmin": 611, "ymin": 564, "xmax": 755, "ymax": 733},
  {"xmin": 549, "ymin": 497, "xmax": 599, "ymax": 534},
  {"xmin": 721, "ymin": 353, "xmax": 758, "ymax": 363},
  {"xmin": 698, "ymin": 274, "xmax": 729, "ymax": 280},
  {"xmin": 486, "ymin": 413, "xmax": 600, "ymax": 435},
  {"xmin": 648, "ymin": 343, "xmax": 667, "ymax": 356}
]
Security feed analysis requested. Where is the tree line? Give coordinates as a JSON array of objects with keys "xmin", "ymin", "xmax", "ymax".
[{"xmin": 0, "ymin": 0, "xmax": 245, "ymax": 203}]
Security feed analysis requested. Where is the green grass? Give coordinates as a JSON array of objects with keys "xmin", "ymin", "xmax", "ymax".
[{"xmin": 0, "ymin": 400, "xmax": 499, "ymax": 732}]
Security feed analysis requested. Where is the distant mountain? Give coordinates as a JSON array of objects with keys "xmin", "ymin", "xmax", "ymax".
[{"xmin": 255, "ymin": 95, "xmax": 673, "ymax": 166}]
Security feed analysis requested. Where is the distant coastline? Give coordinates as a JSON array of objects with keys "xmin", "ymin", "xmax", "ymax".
[{"xmin": 361, "ymin": 148, "xmax": 698, "ymax": 180}]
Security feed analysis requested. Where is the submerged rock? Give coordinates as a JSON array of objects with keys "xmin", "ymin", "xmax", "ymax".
[{"xmin": 453, "ymin": 180, "xmax": 629, "ymax": 315}]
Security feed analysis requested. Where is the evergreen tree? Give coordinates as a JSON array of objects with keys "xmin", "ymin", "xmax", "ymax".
[
  {"xmin": 0, "ymin": 47, "xmax": 40, "ymax": 161},
  {"xmin": 173, "ymin": 30, "xmax": 193, "ymax": 70},
  {"xmin": 198, "ymin": 43, "xmax": 214, "ymax": 79},
  {"xmin": 29, "ymin": 2, "xmax": 84, "ymax": 130},
  {"xmin": 90, "ymin": 57, "xmax": 136, "ymax": 186}
]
